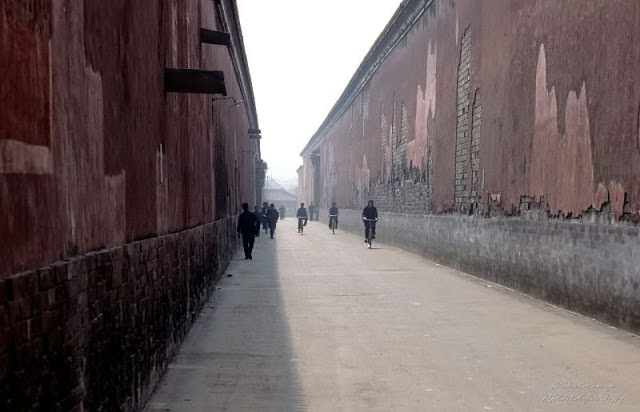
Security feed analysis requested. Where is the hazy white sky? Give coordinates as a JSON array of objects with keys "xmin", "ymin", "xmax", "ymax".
[{"xmin": 237, "ymin": 0, "xmax": 403, "ymax": 183}]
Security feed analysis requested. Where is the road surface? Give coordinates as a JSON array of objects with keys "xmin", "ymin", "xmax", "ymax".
[{"xmin": 145, "ymin": 218, "xmax": 640, "ymax": 411}]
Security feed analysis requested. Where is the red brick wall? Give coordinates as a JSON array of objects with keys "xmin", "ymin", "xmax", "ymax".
[
  {"xmin": 1, "ymin": 0, "xmax": 258, "ymax": 409},
  {"xmin": 0, "ymin": 218, "xmax": 237, "ymax": 411},
  {"xmin": 1, "ymin": 0, "xmax": 257, "ymax": 278},
  {"xmin": 301, "ymin": 0, "xmax": 640, "ymax": 222}
]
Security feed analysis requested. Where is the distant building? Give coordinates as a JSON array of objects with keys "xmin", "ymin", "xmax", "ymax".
[{"xmin": 263, "ymin": 177, "xmax": 298, "ymax": 212}]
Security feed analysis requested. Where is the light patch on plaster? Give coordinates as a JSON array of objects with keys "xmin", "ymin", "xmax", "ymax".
[
  {"xmin": 323, "ymin": 141, "xmax": 338, "ymax": 204},
  {"xmin": 0, "ymin": 3, "xmax": 53, "ymax": 175},
  {"xmin": 530, "ymin": 43, "xmax": 595, "ymax": 216},
  {"xmin": 408, "ymin": 39, "xmax": 436, "ymax": 170},
  {"xmin": 0, "ymin": 140, "xmax": 53, "ymax": 174},
  {"xmin": 71, "ymin": 67, "xmax": 126, "ymax": 248},
  {"xmin": 157, "ymin": 143, "xmax": 169, "ymax": 233},
  {"xmin": 455, "ymin": 14, "xmax": 459, "ymax": 45},
  {"xmin": 170, "ymin": 2, "xmax": 179, "ymax": 66},
  {"xmin": 356, "ymin": 154, "xmax": 371, "ymax": 201},
  {"xmin": 301, "ymin": 161, "xmax": 314, "ymax": 203},
  {"xmin": 595, "ymin": 181, "xmax": 625, "ymax": 219},
  {"xmin": 381, "ymin": 104, "xmax": 394, "ymax": 181}
]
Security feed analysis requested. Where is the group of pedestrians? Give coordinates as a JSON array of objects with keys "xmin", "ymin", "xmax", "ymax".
[
  {"xmin": 237, "ymin": 202, "xmax": 280, "ymax": 260},
  {"xmin": 238, "ymin": 200, "xmax": 379, "ymax": 259}
]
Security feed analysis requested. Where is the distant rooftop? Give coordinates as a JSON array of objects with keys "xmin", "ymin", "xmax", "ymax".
[{"xmin": 264, "ymin": 178, "xmax": 287, "ymax": 190}]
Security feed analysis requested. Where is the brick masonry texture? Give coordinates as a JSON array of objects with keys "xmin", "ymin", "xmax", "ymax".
[
  {"xmin": 1, "ymin": 1, "xmax": 260, "ymax": 408},
  {"xmin": 470, "ymin": 89, "xmax": 481, "ymax": 207},
  {"xmin": 454, "ymin": 26, "xmax": 472, "ymax": 212},
  {"xmin": 328, "ymin": 209, "xmax": 640, "ymax": 334},
  {"xmin": 0, "ymin": 218, "xmax": 237, "ymax": 411}
]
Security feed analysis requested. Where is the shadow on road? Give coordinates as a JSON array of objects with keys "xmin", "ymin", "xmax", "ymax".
[{"xmin": 144, "ymin": 222, "xmax": 306, "ymax": 411}]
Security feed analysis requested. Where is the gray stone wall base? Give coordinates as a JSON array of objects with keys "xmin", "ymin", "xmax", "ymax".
[{"xmin": 326, "ymin": 209, "xmax": 640, "ymax": 334}]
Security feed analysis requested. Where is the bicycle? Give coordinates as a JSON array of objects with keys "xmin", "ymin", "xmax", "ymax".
[
  {"xmin": 329, "ymin": 214, "xmax": 338, "ymax": 234},
  {"xmin": 363, "ymin": 218, "xmax": 376, "ymax": 248},
  {"xmin": 297, "ymin": 217, "xmax": 307, "ymax": 234}
]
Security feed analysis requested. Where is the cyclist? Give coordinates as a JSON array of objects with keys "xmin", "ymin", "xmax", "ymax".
[
  {"xmin": 328, "ymin": 202, "xmax": 339, "ymax": 230},
  {"xmin": 296, "ymin": 202, "xmax": 308, "ymax": 233},
  {"xmin": 361, "ymin": 200, "xmax": 378, "ymax": 242}
]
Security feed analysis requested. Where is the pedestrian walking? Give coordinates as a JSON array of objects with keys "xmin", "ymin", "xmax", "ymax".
[
  {"xmin": 267, "ymin": 203, "xmax": 279, "ymax": 239},
  {"xmin": 309, "ymin": 203, "xmax": 316, "ymax": 221},
  {"xmin": 261, "ymin": 202, "xmax": 269, "ymax": 234},
  {"xmin": 279, "ymin": 205, "xmax": 285, "ymax": 220},
  {"xmin": 253, "ymin": 205, "xmax": 262, "ymax": 237},
  {"xmin": 237, "ymin": 203, "xmax": 260, "ymax": 260}
]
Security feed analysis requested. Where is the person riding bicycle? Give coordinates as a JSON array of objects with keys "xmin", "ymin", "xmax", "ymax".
[
  {"xmin": 362, "ymin": 200, "xmax": 378, "ymax": 242},
  {"xmin": 328, "ymin": 202, "xmax": 339, "ymax": 230},
  {"xmin": 296, "ymin": 202, "xmax": 308, "ymax": 233}
]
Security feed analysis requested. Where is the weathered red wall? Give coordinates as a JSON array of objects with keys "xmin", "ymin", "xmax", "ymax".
[
  {"xmin": 1, "ymin": 0, "xmax": 258, "ymax": 278},
  {"xmin": 1, "ymin": 0, "xmax": 259, "ymax": 409},
  {"xmin": 301, "ymin": 0, "xmax": 640, "ymax": 221}
]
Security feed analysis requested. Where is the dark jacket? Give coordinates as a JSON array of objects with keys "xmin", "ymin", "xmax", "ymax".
[
  {"xmin": 362, "ymin": 206, "xmax": 378, "ymax": 220},
  {"xmin": 329, "ymin": 207, "xmax": 339, "ymax": 216},
  {"xmin": 238, "ymin": 210, "xmax": 260, "ymax": 236},
  {"xmin": 296, "ymin": 207, "xmax": 308, "ymax": 218},
  {"xmin": 267, "ymin": 208, "xmax": 279, "ymax": 224}
]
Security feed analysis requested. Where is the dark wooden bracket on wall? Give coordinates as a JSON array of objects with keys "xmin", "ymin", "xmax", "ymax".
[
  {"xmin": 200, "ymin": 28, "xmax": 231, "ymax": 46},
  {"xmin": 248, "ymin": 128, "xmax": 261, "ymax": 139},
  {"xmin": 164, "ymin": 68, "xmax": 227, "ymax": 95}
]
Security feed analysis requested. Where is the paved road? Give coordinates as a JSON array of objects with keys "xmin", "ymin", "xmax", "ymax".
[{"xmin": 145, "ymin": 219, "xmax": 640, "ymax": 411}]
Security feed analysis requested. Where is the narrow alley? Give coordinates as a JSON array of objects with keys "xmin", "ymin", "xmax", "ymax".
[{"xmin": 146, "ymin": 219, "xmax": 640, "ymax": 411}]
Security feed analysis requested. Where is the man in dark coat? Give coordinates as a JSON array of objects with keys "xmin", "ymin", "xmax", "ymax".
[
  {"xmin": 253, "ymin": 205, "xmax": 262, "ymax": 237},
  {"xmin": 267, "ymin": 203, "xmax": 279, "ymax": 239},
  {"xmin": 238, "ymin": 203, "xmax": 260, "ymax": 259}
]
